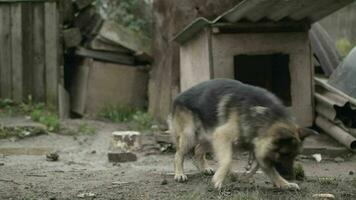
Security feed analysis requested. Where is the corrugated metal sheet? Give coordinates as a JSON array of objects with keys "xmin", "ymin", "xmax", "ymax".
[
  {"xmin": 328, "ymin": 47, "xmax": 356, "ymax": 98},
  {"xmin": 315, "ymin": 76, "xmax": 356, "ymax": 151},
  {"xmin": 315, "ymin": 76, "xmax": 356, "ymax": 136},
  {"xmin": 310, "ymin": 23, "xmax": 341, "ymax": 77},
  {"xmin": 174, "ymin": 0, "xmax": 355, "ymax": 44}
]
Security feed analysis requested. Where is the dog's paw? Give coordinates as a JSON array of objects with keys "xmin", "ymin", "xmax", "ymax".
[
  {"xmin": 280, "ymin": 182, "xmax": 300, "ymax": 190},
  {"xmin": 174, "ymin": 174, "xmax": 188, "ymax": 182},
  {"xmin": 203, "ymin": 168, "xmax": 215, "ymax": 175},
  {"xmin": 212, "ymin": 175, "xmax": 223, "ymax": 190}
]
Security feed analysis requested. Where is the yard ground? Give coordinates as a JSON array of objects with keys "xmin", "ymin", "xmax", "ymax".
[{"xmin": 0, "ymin": 118, "xmax": 355, "ymax": 200}]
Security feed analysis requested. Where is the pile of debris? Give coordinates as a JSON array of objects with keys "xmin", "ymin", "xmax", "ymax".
[
  {"xmin": 60, "ymin": 0, "xmax": 152, "ymax": 65},
  {"xmin": 58, "ymin": 0, "xmax": 152, "ymax": 117},
  {"xmin": 313, "ymin": 38, "xmax": 356, "ymax": 152}
]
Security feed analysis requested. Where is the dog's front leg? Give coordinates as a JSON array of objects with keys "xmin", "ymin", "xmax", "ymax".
[
  {"xmin": 262, "ymin": 166, "xmax": 299, "ymax": 190},
  {"xmin": 211, "ymin": 126, "xmax": 236, "ymax": 189}
]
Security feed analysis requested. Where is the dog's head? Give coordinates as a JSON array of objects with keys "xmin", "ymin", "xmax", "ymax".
[{"xmin": 267, "ymin": 125, "xmax": 317, "ymax": 180}]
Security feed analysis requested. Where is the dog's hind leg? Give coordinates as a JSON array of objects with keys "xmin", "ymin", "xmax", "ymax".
[
  {"xmin": 173, "ymin": 108, "xmax": 196, "ymax": 182},
  {"xmin": 193, "ymin": 143, "xmax": 214, "ymax": 175},
  {"xmin": 174, "ymin": 127, "xmax": 194, "ymax": 182}
]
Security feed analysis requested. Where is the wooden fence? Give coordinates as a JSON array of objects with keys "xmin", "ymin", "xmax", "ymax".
[{"xmin": 0, "ymin": 0, "xmax": 60, "ymax": 108}]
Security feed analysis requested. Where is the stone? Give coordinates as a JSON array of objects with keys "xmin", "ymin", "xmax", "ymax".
[
  {"xmin": 349, "ymin": 171, "xmax": 354, "ymax": 175},
  {"xmin": 107, "ymin": 152, "xmax": 137, "ymax": 163},
  {"xmin": 160, "ymin": 179, "xmax": 168, "ymax": 185},
  {"xmin": 312, "ymin": 193, "xmax": 335, "ymax": 199},
  {"xmin": 333, "ymin": 157, "xmax": 345, "ymax": 163},
  {"xmin": 46, "ymin": 152, "xmax": 59, "ymax": 161},
  {"xmin": 111, "ymin": 131, "xmax": 141, "ymax": 151}
]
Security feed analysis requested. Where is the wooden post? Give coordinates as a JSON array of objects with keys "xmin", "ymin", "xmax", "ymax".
[
  {"xmin": 10, "ymin": 3, "xmax": 23, "ymax": 102},
  {"xmin": 0, "ymin": 5, "xmax": 12, "ymax": 99},
  {"xmin": 33, "ymin": 3, "xmax": 45, "ymax": 102},
  {"xmin": 44, "ymin": 2, "xmax": 59, "ymax": 109}
]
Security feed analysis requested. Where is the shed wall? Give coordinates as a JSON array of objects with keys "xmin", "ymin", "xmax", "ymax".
[
  {"xmin": 211, "ymin": 32, "xmax": 313, "ymax": 127},
  {"xmin": 180, "ymin": 29, "xmax": 212, "ymax": 92}
]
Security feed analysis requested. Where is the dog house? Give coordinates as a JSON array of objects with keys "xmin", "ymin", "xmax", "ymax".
[{"xmin": 174, "ymin": 0, "xmax": 354, "ymax": 127}]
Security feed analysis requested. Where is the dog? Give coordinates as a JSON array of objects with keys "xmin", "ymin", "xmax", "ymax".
[{"xmin": 169, "ymin": 79, "xmax": 316, "ymax": 190}]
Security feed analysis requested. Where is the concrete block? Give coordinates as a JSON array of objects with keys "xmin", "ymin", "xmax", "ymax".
[{"xmin": 107, "ymin": 152, "xmax": 137, "ymax": 163}]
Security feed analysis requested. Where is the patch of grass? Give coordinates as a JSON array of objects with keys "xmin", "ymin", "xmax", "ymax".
[
  {"xmin": 132, "ymin": 110, "xmax": 154, "ymax": 130},
  {"xmin": 100, "ymin": 105, "xmax": 154, "ymax": 131},
  {"xmin": 100, "ymin": 105, "xmax": 136, "ymax": 123},
  {"xmin": 318, "ymin": 177, "xmax": 337, "ymax": 185},
  {"xmin": 77, "ymin": 123, "xmax": 97, "ymax": 135},
  {"xmin": 294, "ymin": 163, "xmax": 305, "ymax": 181},
  {"xmin": 0, "ymin": 126, "xmax": 46, "ymax": 139},
  {"xmin": 30, "ymin": 109, "xmax": 60, "ymax": 132},
  {"xmin": 0, "ymin": 98, "xmax": 18, "ymax": 116},
  {"xmin": 0, "ymin": 97, "xmax": 60, "ymax": 132}
]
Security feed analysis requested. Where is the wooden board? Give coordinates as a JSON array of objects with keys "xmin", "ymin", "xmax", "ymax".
[
  {"xmin": 58, "ymin": 84, "xmax": 69, "ymax": 118},
  {"xmin": 70, "ymin": 58, "xmax": 92, "ymax": 115},
  {"xmin": 0, "ymin": 4, "xmax": 12, "ymax": 99},
  {"xmin": 75, "ymin": 47, "xmax": 135, "ymax": 65},
  {"xmin": 89, "ymin": 36, "xmax": 133, "ymax": 54},
  {"xmin": 10, "ymin": 3, "xmax": 23, "ymax": 102},
  {"xmin": 21, "ymin": 2, "xmax": 34, "ymax": 101},
  {"xmin": 32, "ymin": 3, "xmax": 45, "ymax": 102},
  {"xmin": 99, "ymin": 20, "xmax": 152, "ymax": 57},
  {"xmin": 44, "ymin": 2, "xmax": 59, "ymax": 108}
]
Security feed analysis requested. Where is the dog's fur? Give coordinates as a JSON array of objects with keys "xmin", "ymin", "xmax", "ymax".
[{"xmin": 169, "ymin": 79, "xmax": 315, "ymax": 190}]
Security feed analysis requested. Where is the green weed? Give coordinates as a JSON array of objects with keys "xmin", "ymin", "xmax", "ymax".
[
  {"xmin": 100, "ymin": 105, "xmax": 154, "ymax": 131},
  {"xmin": 77, "ymin": 123, "xmax": 97, "ymax": 135},
  {"xmin": 336, "ymin": 38, "xmax": 354, "ymax": 57}
]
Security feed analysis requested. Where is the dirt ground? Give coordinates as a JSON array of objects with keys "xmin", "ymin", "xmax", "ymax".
[{"xmin": 0, "ymin": 119, "xmax": 356, "ymax": 200}]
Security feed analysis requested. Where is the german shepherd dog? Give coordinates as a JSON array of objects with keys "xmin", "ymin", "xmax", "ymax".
[{"xmin": 169, "ymin": 79, "xmax": 316, "ymax": 190}]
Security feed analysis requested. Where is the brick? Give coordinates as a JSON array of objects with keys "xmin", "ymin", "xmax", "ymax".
[{"xmin": 107, "ymin": 152, "xmax": 137, "ymax": 163}]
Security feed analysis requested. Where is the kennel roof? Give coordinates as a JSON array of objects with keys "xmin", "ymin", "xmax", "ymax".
[{"xmin": 174, "ymin": 0, "xmax": 355, "ymax": 44}]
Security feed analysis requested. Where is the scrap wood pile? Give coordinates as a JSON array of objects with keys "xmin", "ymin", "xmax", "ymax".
[
  {"xmin": 59, "ymin": 0, "xmax": 152, "ymax": 66},
  {"xmin": 56, "ymin": 0, "xmax": 152, "ymax": 117},
  {"xmin": 311, "ymin": 24, "xmax": 356, "ymax": 152}
]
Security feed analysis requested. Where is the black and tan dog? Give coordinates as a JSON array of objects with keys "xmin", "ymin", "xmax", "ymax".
[{"xmin": 169, "ymin": 79, "xmax": 316, "ymax": 190}]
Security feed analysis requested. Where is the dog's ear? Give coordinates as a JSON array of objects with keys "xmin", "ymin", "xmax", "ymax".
[
  {"xmin": 275, "ymin": 128, "xmax": 297, "ymax": 144},
  {"xmin": 298, "ymin": 128, "xmax": 319, "ymax": 141}
]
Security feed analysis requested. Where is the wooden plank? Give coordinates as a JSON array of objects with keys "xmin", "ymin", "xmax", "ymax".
[
  {"xmin": 89, "ymin": 36, "xmax": 133, "ymax": 54},
  {"xmin": 0, "ymin": 4, "xmax": 12, "ymax": 99},
  {"xmin": 70, "ymin": 58, "xmax": 91, "ymax": 115},
  {"xmin": 10, "ymin": 3, "xmax": 23, "ymax": 102},
  {"xmin": 32, "ymin": 3, "xmax": 45, "ymax": 102},
  {"xmin": 22, "ymin": 2, "xmax": 33, "ymax": 101},
  {"xmin": 44, "ymin": 2, "xmax": 59, "ymax": 108},
  {"xmin": 99, "ymin": 20, "xmax": 152, "ymax": 57},
  {"xmin": 211, "ymin": 22, "xmax": 310, "ymax": 34},
  {"xmin": 75, "ymin": 47, "xmax": 136, "ymax": 65},
  {"xmin": 58, "ymin": 84, "xmax": 69, "ymax": 118}
]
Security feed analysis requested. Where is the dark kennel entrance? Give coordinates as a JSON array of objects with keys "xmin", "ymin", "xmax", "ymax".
[{"xmin": 234, "ymin": 54, "xmax": 291, "ymax": 106}]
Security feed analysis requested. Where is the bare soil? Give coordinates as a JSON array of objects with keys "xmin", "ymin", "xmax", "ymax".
[{"xmin": 0, "ymin": 118, "xmax": 355, "ymax": 200}]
